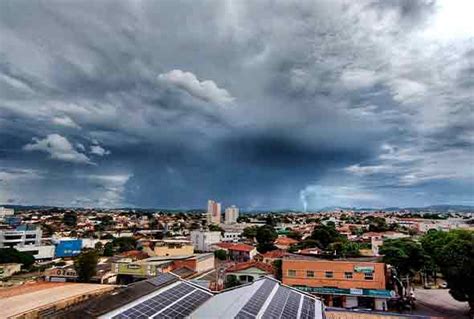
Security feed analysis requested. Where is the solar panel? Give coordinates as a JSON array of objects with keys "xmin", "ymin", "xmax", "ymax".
[
  {"xmin": 156, "ymin": 289, "xmax": 212, "ymax": 318},
  {"xmin": 148, "ymin": 272, "xmax": 179, "ymax": 287},
  {"xmin": 236, "ymin": 280, "xmax": 277, "ymax": 318},
  {"xmin": 261, "ymin": 286, "xmax": 290, "ymax": 319},
  {"xmin": 299, "ymin": 296, "xmax": 315, "ymax": 319},
  {"xmin": 281, "ymin": 291, "xmax": 301, "ymax": 318},
  {"xmin": 111, "ymin": 283, "xmax": 195, "ymax": 319}
]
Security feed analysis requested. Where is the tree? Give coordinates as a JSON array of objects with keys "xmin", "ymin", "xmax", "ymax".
[
  {"xmin": 74, "ymin": 250, "xmax": 99, "ymax": 282},
  {"xmin": 63, "ymin": 212, "xmax": 78, "ymax": 227},
  {"xmin": 256, "ymin": 225, "xmax": 277, "ymax": 253},
  {"xmin": 287, "ymin": 230, "xmax": 302, "ymax": 241},
  {"xmin": 94, "ymin": 241, "xmax": 104, "ymax": 253},
  {"xmin": 242, "ymin": 226, "xmax": 259, "ymax": 240},
  {"xmin": 103, "ymin": 242, "xmax": 114, "ymax": 256},
  {"xmin": 112, "ymin": 237, "xmax": 137, "ymax": 252},
  {"xmin": 214, "ymin": 249, "xmax": 228, "ymax": 261},
  {"xmin": 422, "ymin": 229, "xmax": 474, "ymax": 311},
  {"xmin": 366, "ymin": 216, "xmax": 389, "ymax": 232},
  {"xmin": 379, "ymin": 238, "xmax": 427, "ymax": 278},
  {"xmin": 310, "ymin": 224, "xmax": 343, "ymax": 249},
  {"xmin": 328, "ymin": 240, "xmax": 360, "ymax": 258},
  {"xmin": 0, "ymin": 248, "xmax": 35, "ymax": 269},
  {"xmin": 209, "ymin": 224, "xmax": 224, "ymax": 232}
]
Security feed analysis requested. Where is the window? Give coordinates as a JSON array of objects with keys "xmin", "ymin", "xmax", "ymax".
[
  {"xmin": 325, "ymin": 271, "xmax": 333, "ymax": 278},
  {"xmin": 306, "ymin": 270, "xmax": 315, "ymax": 278},
  {"xmin": 364, "ymin": 273, "xmax": 374, "ymax": 280},
  {"xmin": 344, "ymin": 272, "xmax": 353, "ymax": 279},
  {"xmin": 288, "ymin": 269, "xmax": 296, "ymax": 277}
]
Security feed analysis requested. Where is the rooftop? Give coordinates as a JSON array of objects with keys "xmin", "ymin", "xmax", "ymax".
[
  {"xmin": 225, "ymin": 260, "xmax": 274, "ymax": 274},
  {"xmin": 215, "ymin": 242, "xmax": 256, "ymax": 252}
]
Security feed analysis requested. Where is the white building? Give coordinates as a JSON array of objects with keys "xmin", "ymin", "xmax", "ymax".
[
  {"xmin": 0, "ymin": 207, "xmax": 14, "ymax": 221},
  {"xmin": 221, "ymin": 231, "xmax": 241, "ymax": 242},
  {"xmin": 224, "ymin": 205, "xmax": 239, "ymax": 224},
  {"xmin": 190, "ymin": 230, "xmax": 221, "ymax": 252},
  {"xmin": 207, "ymin": 200, "xmax": 221, "ymax": 224},
  {"xmin": 0, "ymin": 226, "xmax": 55, "ymax": 260},
  {"xmin": 0, "ymin": 227, "xmax": 42, "ymax": 248}
]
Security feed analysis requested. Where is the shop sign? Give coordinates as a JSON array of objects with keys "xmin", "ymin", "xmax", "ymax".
[
  {"xmin": 295, "ymin": 286, "xmax": 395, "ymax": 298},
  {"xmin": 354, "ymin": 266, "xmax": 374, "ymax": 273}
]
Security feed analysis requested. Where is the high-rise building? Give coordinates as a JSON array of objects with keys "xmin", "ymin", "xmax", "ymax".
[
  {"xmin": 207, "ymin": 200, "xmax": 221, "ymax": 224},
  {"xmin": 224, "ymin": 205, "xmax": 239, "ymax": 224}
]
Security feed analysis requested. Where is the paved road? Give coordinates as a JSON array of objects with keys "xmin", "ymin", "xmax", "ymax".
[{"xmin": 412, "ymin": 288, "xmax": 470, "ymax": 318}]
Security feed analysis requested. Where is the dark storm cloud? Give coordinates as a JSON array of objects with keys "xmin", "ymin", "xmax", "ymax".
[{"xmin": 0, "ymin": 0, "xmax": 473, "ymax": 208}]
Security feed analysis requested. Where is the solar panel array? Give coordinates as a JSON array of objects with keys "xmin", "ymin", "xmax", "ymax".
[
  {"xmin": 299, "ymin": 296, "xmax": 316, "ymax": 319},
  {"xmin": 148, "ymin": 272, "xmax": 179, "ymax": 287},
  {"xmin": 156, "ymin": 289, "xmax": 212, "ymax": 318},
  {"xmin": 235, "ymin": 279, "xmax": 277, "ymax": 319},
  {"xmin": 262, "ymin": 287, "xmax": 303, "ymax": 319},
  {"xmin": 111, "ymin": 283, "xmax": 211, "ymax": 319}
]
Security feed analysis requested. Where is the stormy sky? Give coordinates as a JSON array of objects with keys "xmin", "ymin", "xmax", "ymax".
[{"xmin": 0, "ymin": 0, "xmax": 473, "ymax": 210}]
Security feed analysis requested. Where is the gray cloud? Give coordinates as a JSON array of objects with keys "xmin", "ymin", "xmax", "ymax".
[{"xmin": 0, "ymin": 0, "xmax": 472, "ymax": 208}]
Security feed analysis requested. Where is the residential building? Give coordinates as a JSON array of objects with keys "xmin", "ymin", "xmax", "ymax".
[
  {"xmin": 274, "ymin": 236, "xmax": 299, "ymax": 250},
  {"xmin": 190, "ymin": 230, "xmax": 221, "ymax": 252},
  {"xmin": 224, "ymin": 260, "xmax": 274, "ymax": 284},
  {"xmin": 224, "ymin": 205, "xmax": 239, "ymax": 224},
  {"xmin": 207, "ymin": 200, "xmax": 221, "ymax": 224},
  {"xmin": 282, "ymin": 257, "xmax": 394, "ymax": 311},
  {"xmin": 213, "ymin": 242, "xmax": 257, "ymax": 261}
]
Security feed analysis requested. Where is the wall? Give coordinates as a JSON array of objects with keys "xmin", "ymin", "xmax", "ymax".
[
  {"xmin": 282, "ymin": 259, "xmax": 386, "ymax": 290},
  {"xmin": 154, "ymin": 244, "xmax": 193, "ymax": 257}
]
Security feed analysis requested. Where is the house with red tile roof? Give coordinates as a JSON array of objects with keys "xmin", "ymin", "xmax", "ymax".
[
  {"xmin": 213, "ymin": 242, "xmax": 257, "ymax": 261},
  {"xmin": 274, "ymin": 236, "xmax": 299, "ymax": 250},
  {"xmin": 224, "ymin": 260, "xmax": 275, "ymax": 284}
]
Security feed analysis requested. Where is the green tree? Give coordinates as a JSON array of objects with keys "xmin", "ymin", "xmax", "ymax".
[
  {"xmin": 74, "ymin": 250, "xmax": 99, "ymax": 282},
  {"xmin": 422, "ymin": 229, "xmax": 474, "ymax": 311},
  {"xmin": 379, "ymin": 238, "xmax": 427, "ymax": 277},
  {"xmin": 0, "ymin": 248, "xmax": 35, "ymax": 269},
  {"xmin": 242, "ymin": 226, "xmax": 259, "ymax": 240},
  {"xmin": 103, "ymin": 242, "xmax": 114, "ymax": 256},
  {"xmin": 287, "ymin": 230, "xmax": 302, "ymax": 241},
  {"xmin": 63, "ymin": 211, "xmax": 78, "ymax": 227},
  {"xmin": 112, "ymin": 237, "xmax": 137, "ymax": 252},
  {"xmin": 256, "ymin": 225, "xmax": 277, "ymax": 253},
  {"xmin": 209, "ymin": 224, "xmax": 224, "ymax": 232},
  {"xmin": 328, "ymin": 240, "xmax": 360, "ymax": 258},
  {"xmin": 214, "ymin": 249, "xmax": 228, "ymax": 261},
  {"xmin": 310, "ymin": 224, "xmax": 343, "ymax": 249}
]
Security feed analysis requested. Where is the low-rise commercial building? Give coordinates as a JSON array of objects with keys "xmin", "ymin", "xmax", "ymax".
[
  {"xmin": 112, "ymin": 253, "xmax": 214, "ymax": 283},
  {"xmin": 282, "ymin": 257, "xmax": 395, "ymax": 311}
]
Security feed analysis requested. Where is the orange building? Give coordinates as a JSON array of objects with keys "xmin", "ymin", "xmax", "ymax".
[{"xmin": 282, "ymin": 257, "xmax": 395, "ymax": 311}]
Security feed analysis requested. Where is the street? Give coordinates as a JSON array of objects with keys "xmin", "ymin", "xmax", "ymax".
[{"xmin": 412, "ymin": 288, "xmax": 470, "ymax": 318}]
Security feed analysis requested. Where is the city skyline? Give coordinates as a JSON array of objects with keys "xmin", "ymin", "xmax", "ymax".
[{"xmin": 1, "ymin": 1, "xmax": 473, "ymax": 209}]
